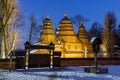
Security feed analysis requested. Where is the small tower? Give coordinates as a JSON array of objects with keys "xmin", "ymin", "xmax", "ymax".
[
  {"xmin": 34, "ymin": 15, "xmax": 56, "ymax": 54},
  {"xmin": 40, "ymin": 15, "xmax": 55, "ymax": 43},
  {"xmin": 78, "ymin": 21, "xmax": 93, "ymax": 57},
  {"xmin": 78, "ymin": 21, "xmax": 88, "ymax": 43}
]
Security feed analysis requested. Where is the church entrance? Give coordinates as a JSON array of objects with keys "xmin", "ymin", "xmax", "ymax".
[
  {"xmin": 24, "ymin": 41, "xmax": 61, "ymax": 69},
  {"xmin": 29, "ymin": 52, "xmax": 61, "ymax": 68}
]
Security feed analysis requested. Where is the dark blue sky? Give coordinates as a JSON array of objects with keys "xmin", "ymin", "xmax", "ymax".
[{"xmin": 19, "ymin": 0, "xmax": 120, "ymax": 30}]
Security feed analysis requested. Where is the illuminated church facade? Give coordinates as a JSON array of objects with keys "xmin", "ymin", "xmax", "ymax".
[{"xmin": 34, "ymin": 14, "xmax": 93, "ymax": 58}]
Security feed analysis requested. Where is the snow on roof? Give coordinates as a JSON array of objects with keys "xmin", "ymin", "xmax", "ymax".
[{"xmin": 30, "ymin": 50, "xmax": 37, "ymax": 54}]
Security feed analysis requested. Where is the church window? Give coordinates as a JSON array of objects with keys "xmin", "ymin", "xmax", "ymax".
[{"xmin": 74, "ymin": 45, "xmax": 77, "ymax": 49}]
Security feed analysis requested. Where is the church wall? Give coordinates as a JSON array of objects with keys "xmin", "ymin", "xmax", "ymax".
[
  {"xmin": 54, "ymin": 44, "xmax": 61, "ymax": 52},
  {"xmin": 62, "ymin": 53, "xmax": 84, "ymax": 58},
  {"xmin": 64, "ymin": 43, "xmax": 83, "ymax": 51}
]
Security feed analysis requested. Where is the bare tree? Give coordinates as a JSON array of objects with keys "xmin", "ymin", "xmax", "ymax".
[
  {"xmin": 0, "ymin": 0, "xmax": 19, "ymax": 58},
  {"xmin": 101, "ymin": 11, "xmax": 116, "ymax": 57},
  {"xmin": 29, "ymin": 15, "xmax": 36, "ymax": 44},
  {"xmin": 9, "ymin": 12, "xmax": 25, "ymax": 51},
  {"xmin": 28, "ymin": 14, "xmax": 41, "ymax": 44},
  {"xmin": 71, "ymin": 14, "xmax": 89, "ymax": 32}
]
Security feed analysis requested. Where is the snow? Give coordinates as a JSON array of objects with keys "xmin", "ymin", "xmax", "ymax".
[{"xmin": 0, "ymin": 65, "xmax": 120, "ymax": 80}]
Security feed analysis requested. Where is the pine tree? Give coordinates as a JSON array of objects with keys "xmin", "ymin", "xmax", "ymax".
[{"xmin": 88, "ymin": 22, "xmax": 102, "ymax": 40}]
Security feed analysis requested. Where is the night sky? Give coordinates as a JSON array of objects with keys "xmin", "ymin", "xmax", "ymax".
[{"xmin": 19, "ymin": 0, "xmax": 120, "ymax": 30}]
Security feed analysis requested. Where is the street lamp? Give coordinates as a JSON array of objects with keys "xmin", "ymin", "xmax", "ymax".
[{"xmin": 90, "ymin": 37, "xmax": 102, "ymax": 68}]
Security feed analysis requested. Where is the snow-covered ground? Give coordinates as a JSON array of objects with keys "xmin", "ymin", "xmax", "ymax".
[{"xmin": 0, "ymin": 65, "xmax": 120, "ymax": 80}]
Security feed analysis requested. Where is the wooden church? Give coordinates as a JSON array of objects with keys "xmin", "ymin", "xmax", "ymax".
[{"xmin": 33, "ymin": 13, "xmax": 93, "ymax": 58}]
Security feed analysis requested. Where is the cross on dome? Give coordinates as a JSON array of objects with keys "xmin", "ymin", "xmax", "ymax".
[
  {"xmin": 46, "ymin": 15, "xmax": 50, "ymax": 19},
  {"xmin": 80, "ymin": 20, "xmax": 84, "ymax": 25},
  {"xmin": 64, "ymin": 12, "xmax": 68, "ymax": 17}
]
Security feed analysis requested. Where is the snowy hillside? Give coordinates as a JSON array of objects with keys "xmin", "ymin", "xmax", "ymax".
[{"xmin": 0, "ymin": 65, "xmax": 120, "ymax": 80}]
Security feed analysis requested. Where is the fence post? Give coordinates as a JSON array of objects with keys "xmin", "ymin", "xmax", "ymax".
[
  {"xmin": 49, "ymin": 42, "xmax": 55, "ymax": 68},
  {"xmin": 24, "ymin": 41, "xmax": 31, "ymax": 69}
]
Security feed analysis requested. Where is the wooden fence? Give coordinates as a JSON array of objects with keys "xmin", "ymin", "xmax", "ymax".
[
  {"xmin": 0, "ymin": 58, "xmax": 120, "ymax": 69},
  {"xmin": 60, "ymin": 58, "xmax": 120, "ymax": 67}
]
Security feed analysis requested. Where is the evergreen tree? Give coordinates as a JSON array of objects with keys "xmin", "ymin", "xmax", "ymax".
[
  {"xmin": 116, "ymin": 24, "xmax": 120, "ymax": 46},
  {"xmin": 88, "ymin": 22, "xmax": 102, "ymax": 40}
]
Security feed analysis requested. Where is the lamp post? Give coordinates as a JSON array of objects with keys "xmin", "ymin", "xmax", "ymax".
[
  {"xmin": 84, "ymin": 37, "xmax": 108, "ymax": 74},
  {"xmin": 49, "ymin": 42, "xmax": 55, "ymax": 68},
  {"xmin": 91, "ymin": 37, "xmax": 102, "ymax": 68},
  {"xmin": 24, "ymin": 41, "xmax": 31, "ymax": 69}
]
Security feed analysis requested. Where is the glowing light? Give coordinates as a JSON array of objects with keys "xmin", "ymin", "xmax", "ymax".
[
  {"xmin": 58, "ymin": 41, "xmax": 61, "ymax": 44},
  {"xmin": 56, "ymin": 31, "xmax": 59, "ymax": 34}
]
